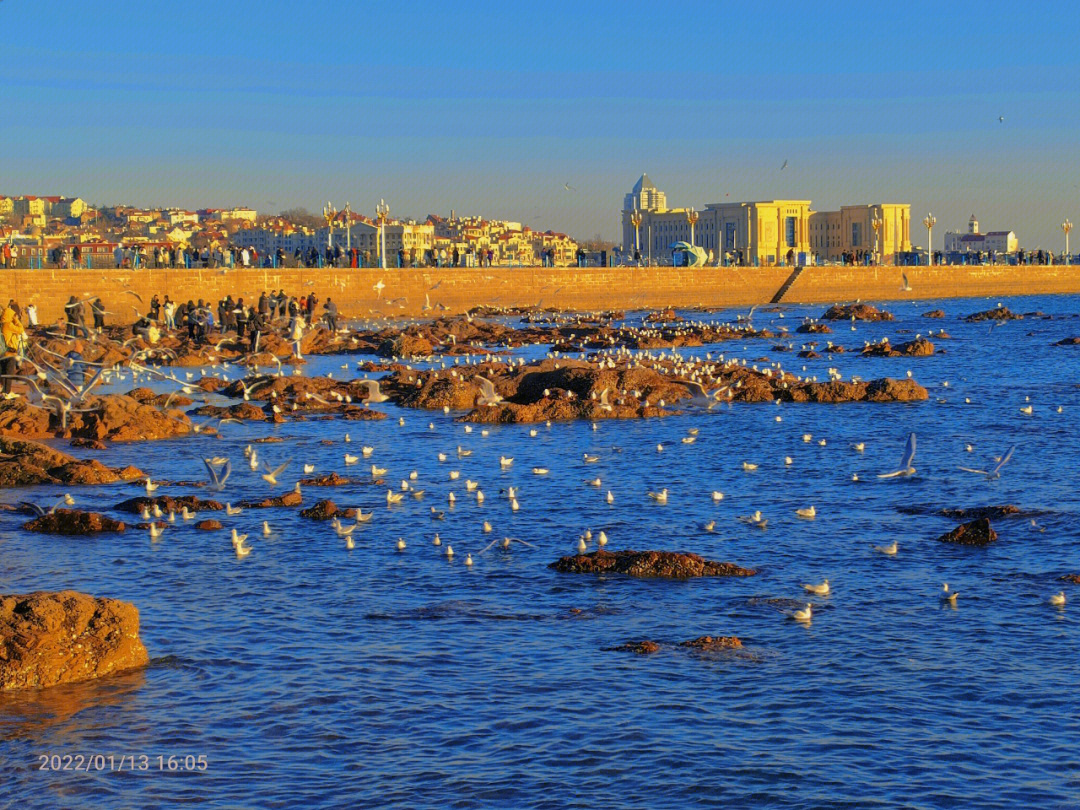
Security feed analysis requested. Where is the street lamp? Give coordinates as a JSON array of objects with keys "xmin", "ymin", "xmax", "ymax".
[
  {"xmin": 871, "ymin": 213, "xmax": 882, "ymax": 265},
  {"xmin": 375, "ymin": 199, "xmax": 390, "ymax": 270},
  {"xmin": 343, "ymin": 202, "xmax": 352, "ymax": 250},
  {"xmin": 1063, "ymin": 219, "xmax": 1073, "ymax": 265},
  {"xmin": 686, "ymin": 207, "xmax": 699, "ymax": 247},
  {"xmin": 323, "ymin": 201, "xmax": 336, "ymax": 249},
  {"xmin": 630, "ymin": 208, "xmax": 642, "ymax": 259},
  {"xmin": 923, "ymin": 213, "xmax": 936, "ymax": 266}
]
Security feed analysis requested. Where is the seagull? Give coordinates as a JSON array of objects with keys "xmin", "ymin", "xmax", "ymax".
[
  {"xmin": 144, "ymin": 478, "xmax": 159, "ymax": 494},
  {"xmin": 261, "ymin": 461, "xmax": 289, "ymax": 486},
  {"xmin": 803, "ymin": 579, "xmax": 829, "ymax": 595},
  {"xmin": 647, "ymin": 489, "xmax": 668, "ymax": 504},
  {"xmin": 360, "ymin": 379, "xmax": 390, "ymax": 403},
  {"xmin": 873, "ymin": 540, "xmax": 899, "ymax": 555},
  {"xmin": 959, "ymin": 445, "xmax": 1015, "ymax": 480},
  {"xmin": 900, "ymin": 273, "xmax": 913, "ymax": 292},
  {"xmin": 476, "ymin": 376, "xmax": 503, "ymax": 407},
  {"xmin": 780, "ymin": 159, "xmax": 788, "ymax": 171},
  {"xmin": 387, "ymin": 490, "xmax": 404, "ymax": 505},
  {"xmin": 1049, "ymin": 592, "xmax": 1066, "ymax": 606},
  {"xmin": 148, "ymin": 523, "xmax": 164, "ymax": 540},
  {"xmin": 791, "ymin": 603, "xmax": 812, "ymax": 621},
  {"xmin": 203, "ymin": 458, "xmax": 231, "ymax": 492},
  {"xmin": 796, "ymin": 506, "xmax": 816, "ymax": 519},
  {"xmin": 878, "ymin": 432, "xmax": 916, "ymax": 478},
  {"xmin": 533, "ymin": 467, "xmax": 549, "ymax": 475},
  {"xmin": 234, "ymin": 539, "xmax": 252, "ymax": 559},
  {"xmin": 563, "ymin": 182, "xmax": 575, "ymax": 192},
  {"xmin": 941, "ymin": 583, "xmax": 958, "ymax": 604},
  {"xmin": 225, "ymin": 503, "xmax": 242, "ymax": 516},
  {"xmin": 683, "ymin": 381, "xmax": 724, "ymax": 409}
]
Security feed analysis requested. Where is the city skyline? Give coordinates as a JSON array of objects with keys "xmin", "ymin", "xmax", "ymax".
[{"xmin": 2, "ymin": 1, "xmax": 1078, "ymax": 248}]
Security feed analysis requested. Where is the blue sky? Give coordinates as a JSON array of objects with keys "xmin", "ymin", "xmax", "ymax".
[{"xmin": 1, "ymin": 0, "xmax": 1078, "ymax": 247}]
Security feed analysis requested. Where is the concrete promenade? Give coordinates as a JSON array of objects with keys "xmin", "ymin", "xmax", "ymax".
[{"xmin": 3, "ymin": 264, "xmax": 1079, "ymax": 323}]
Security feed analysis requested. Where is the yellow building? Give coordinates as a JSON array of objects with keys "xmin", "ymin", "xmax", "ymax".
[
  {"xmin": 620, "ymin": 175, "xmax": 910, "ymax": 265},
  {"xmin": 808, "ymin": 204, "xmax": 911, "ymax": 263}
]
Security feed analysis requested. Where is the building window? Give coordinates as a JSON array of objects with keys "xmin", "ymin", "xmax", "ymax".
[{"xmin": 785, "ymin": 217, "xmax": 797, "ymax": 248}]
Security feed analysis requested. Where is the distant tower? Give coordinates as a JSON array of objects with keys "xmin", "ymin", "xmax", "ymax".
[
  {"xmin": 968, "ymin": 214, "xmax": 979, "ymax": 234},
  {"xmin": 621, "ymin": 174, "xmax": 667, "ymax": 253}
]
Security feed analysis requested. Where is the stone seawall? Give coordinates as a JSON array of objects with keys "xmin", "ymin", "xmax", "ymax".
[{"xmin": 2, "ymin": 264, "xmax": 1078, "ymax": 323}]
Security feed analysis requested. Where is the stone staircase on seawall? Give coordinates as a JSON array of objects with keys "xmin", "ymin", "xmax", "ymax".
[{"xmin": 771, "ymin": 267, "xmax": 805, "ymax": 304}]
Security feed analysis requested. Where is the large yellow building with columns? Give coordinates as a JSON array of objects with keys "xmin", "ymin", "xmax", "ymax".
[{"xmin": 621, "ymin": 175, "xmax": 910, "ymax": 265}]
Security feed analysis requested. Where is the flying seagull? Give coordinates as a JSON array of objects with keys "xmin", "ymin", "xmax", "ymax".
[
  {"xmin": 900, "ymin": 273, "xmax": 913, "ymax": 292},
  {"xmin": 563, "ymin": 183, "xmax": 575, "ymax": 192},
  {"xmin": 878, "ymin": 432, "xmax": 917, "ymax": 478},
  {"xmin": 780, "ymin": 159, "xmax": 788, "ymax": 171},
  {"xmin": 959, "ymin": 445, "xmax": 1015, "ymax": 480}
]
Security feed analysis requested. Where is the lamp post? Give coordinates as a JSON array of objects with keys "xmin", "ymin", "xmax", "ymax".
[
  {"xmin": 376, "ymin": 199, "xmax": 390, "ymax": 270},
  {"xmin": 871, "ymin": 213, "xmax": 882, "ymax": 265},
  {"xmin": 923, "ymin": 213, "xmax": 936, "ymax": 266},
  {"xmin": 1063, "ymin": 219, "xmax": 1073, "ymax": 266},
  {"xmin": 323, "ymin": 202, "xmax": 336, "ymax": 249},
  {"xmin": 630, "ymin": 208, "xmax": 642, "ymax": 258},
  {"xmin": 686, "ymin": 207, "xmax": 699, "ymax": 247},
  {"xmin": 343, "ymin": 202, "xmax": 352, "ymax": 250}
]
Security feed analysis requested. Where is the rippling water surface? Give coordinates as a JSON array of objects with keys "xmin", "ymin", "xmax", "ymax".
[{"xmin": 2, "ymin": 294, "xmax": 1079, "ymax": 808}]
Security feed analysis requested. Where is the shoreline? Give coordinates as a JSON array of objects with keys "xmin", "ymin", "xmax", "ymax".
[{"xmin": 3, "ymin": 264, "xmax": 1078, "ymax": 323}]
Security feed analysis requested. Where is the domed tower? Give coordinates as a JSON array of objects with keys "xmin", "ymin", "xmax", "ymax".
[{"xmin": 968, "ymin": 213, "xmax": 979, "ymax": 234}]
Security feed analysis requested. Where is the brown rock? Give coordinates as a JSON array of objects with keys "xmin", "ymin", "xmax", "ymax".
[
  {"xmin": 378, "ymin": 333, "xmax": 434, "ymax": 358},
  {"xmin": 549, "ymin": 549, "xmax": 756, "ymax": 578},
  {"xmin": 238, "ymin": 490, "xmax": 302, "ymax": 509},
  {"xmin": 66, "ymin": 394, "xmax": 192, "ymax": 442},
  {"xmin": 1055, "ymin": 337, "xmax": 1080, "ymax": 346},
  {"xmin": 69, "ymin": 438, "xmax": 107, "ymax": 450},
  {"xmin": 195, "ymin": 519, "xmax": 223, "ymax": 531},
  {"xmin": 299, "ymin": 499, "xmax": 355, "ymax": 520},
  {"xmin": 298, "ymin": 472, "xmax": 357, "ymax": 486},
  {"xmin": 0, "ymin": 591, "xmax": 149, "ymax": 690},
  {"xmin": 821, "ymin": 303, "xmax": 894, "ymax": 321},
  {"xmin": 938, "ymin": 505, "xmax": 1020, "ymax": 520},
  {"xmin": 965, "ymin": 307, "xmax": 1021, "ymax": 322},
  {"xmin": 606, "ymin": 640, "xmax": 661, "ymax": 654},
  {"xmin": 115, "ymin": 495, "xmax": 223, "ymax": 514},
  {"xmin": 863, "ymin": 378, "xmax": 929, "ymax": 402},
  {"xmin": 860, "ymin": 338, "xmax": 935, "ymax": 358},
  {"xmin": 1060, "ymin": 574, "xmax": 1080, "ymax": 585},
  {"xmin": 24, "ymin": 509, "xmax": 127, "ymax": 535},
  {"xmin": 679, "ymin": 635, "xmax": 743, "ymax": 651},
  {"xmin": 796, "ymin": 322, "xmax": 832, "ymax": 334},
  {"xmin": 922, "ymin": 309, "xmax": 946, "ymax": 318},
  {"xmin": 188, "ymin": 402, "xmax": 267, "ymax": 421},
  {"xmin": 0, "ymin": 397, "xmax": 53, "ymax": 439},
  {"xmin": 937, "ymin": 518, "xmax": 998, "ymax": 546}
]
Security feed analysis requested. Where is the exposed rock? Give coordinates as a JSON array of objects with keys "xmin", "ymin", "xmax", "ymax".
[
  {"xmin": 377, "ymin": 333, "xmax": 434, "ymax": 358},
  {"xmin": 114, "ymin": 495, "xmax": 224, "ymax": 514},
  {"xmin": 937, "ymin": 518, "xmax": 998, "ymax": 546},
  {"xmin": 195, "ymin": 376, "xmax": 226, "ymax": 393},
  {"xmin": 65, "ymin": 394, "xmax": 192, "ymax": 442},
  {"xmin": 237, "ymin": 491, "xmax": 302, "ymax": 509},
  {"xmin": 862, "ymin": 378, "xmax": 928, "ymax": 402},
  {"xmin": 1061, "ymin": 574, "xmax": 1080, "ymax": 585},
  {"xmin": 24, "ymin": 509, "xmax": 127, "ymax": 535},
  {"xmin": 126, "ymin": 387, "xmax": 193, "ymax": 408},
  {"xmin": 0, "ymin": 438, "xmax": 143, "ymax": 487},
  {"xmin": 860, "ymin": 338, "xmax": 935, "ymax": 358},
  {"xmin": 796, "ymin": 322, "xmax": 832, "ymax": 334},
  {"xmin": 188, "ymin": 402, "xmax": 267, "ymax": 421},
  {"xmin": 821, "ymin": 303, "xmax": 894, "ymax": 321},
  {"xmin": 797, "ymin": 350, "xmax": 821, "ymax": 359},
  {"xmin": 606, "ymin": 640, "xmax": 660, "ymax": 654},
  {"xmin": 965, "ymin": 307, "xmax": 1021, "ymax": 322},
  {"xmin": 0, "ymin": 397, "xmax": 53, "ymax": 438},
  {"xmin": 549, "ymin": 549, "xmax": 756, "ymax": 578},
  {"xmin": 299, "ymin": 499, "xmax": 355, "ymax": 520},
  {"xmin": 341, "ymin": 406, "xmax": 387, "ymax": 421},
  {"xmin": 69, "ymin": 438, "xmax": 107, "ymax": 450},
  {"xmin": 195, "ymin": 519, "xmax": 223, "ymax": 531},
  {"xmin": 679, "ymin": 635, "xmax": 743, "ymax": 651},
  {"xmin": 298, "ymin": 472, "xmax": 358, "ymax": 486},
  {"xmin": 938, "ymin": 505, "xmax": 1021, "ymax": 521},
  {"xmin": 0, "ymin": 591, "xmax": 149, "ymax": 691},
  {"xmin": 1055, "ymin": 337, "xmax": 1080, "ymax": 346},
  {"xmin": 922, "ymin": 309, "xmax": 946, "ymax": 318}
]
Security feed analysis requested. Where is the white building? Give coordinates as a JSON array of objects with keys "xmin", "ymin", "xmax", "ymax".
[
  {"xmin": 944, "ymin": 214, "xmax": 1017, "ymax": 255},
  {"xmin": 230, "ymin": 227, "xmax": 319, "ymax": 255}
]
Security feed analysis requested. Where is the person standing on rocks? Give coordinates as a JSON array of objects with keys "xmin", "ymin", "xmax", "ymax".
[
  {"xmin": 323, "ymin": 297, "xmax": 338, "ymax": 332},
  {"xmin": 90, "ymin": 297, "xmax": 106, "ymax": 330},
  {"xmin": 1, "ymin": 303, "xmax": 26, "ymax": 395}
]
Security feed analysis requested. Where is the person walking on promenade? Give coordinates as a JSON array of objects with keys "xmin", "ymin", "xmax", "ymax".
[
  {"xmin": 25, "ymin": 303, "xmax": 38, "ymax": 327},
  {"xmin": 1, "ymin": 303, "xmax": 26, "ymax": 395},
  {"xmin": 323, "ymin": 297, "xmax": 338, "ymax": 332}
]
